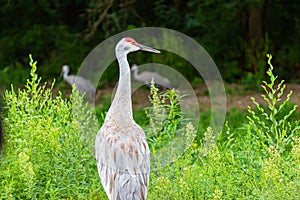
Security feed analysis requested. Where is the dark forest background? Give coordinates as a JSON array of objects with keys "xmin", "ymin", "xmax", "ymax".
[{"xmin": 0, "ymin": 0, "xmax": 299, "ymax": 88}]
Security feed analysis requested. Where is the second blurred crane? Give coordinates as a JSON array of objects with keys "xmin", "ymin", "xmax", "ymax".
[
  {"xmin": 61, "ymin": 65, "xmax": 96, "ymax": 102},
  {"xmin": 131, "ymin": 64, "xmax": 172, "ymax": 89}
]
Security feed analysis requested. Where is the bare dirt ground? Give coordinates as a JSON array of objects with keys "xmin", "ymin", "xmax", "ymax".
[
  {"xmin": 223, "ymin": 83, "xmax": 300, "ymax": 110},
  {"xmin": 96, "ymin": 83, "xmax": 300, "ymax": 111}
]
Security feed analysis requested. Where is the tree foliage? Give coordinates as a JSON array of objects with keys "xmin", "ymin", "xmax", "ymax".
[{"xmin": 0, "ymin": 0, "xmax": 299, "ymax": 85}]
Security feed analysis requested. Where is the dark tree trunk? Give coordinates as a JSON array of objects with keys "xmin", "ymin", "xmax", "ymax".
[{"xmin": 239, "ymin": 1, "xmax": 269, "ymax": 72}]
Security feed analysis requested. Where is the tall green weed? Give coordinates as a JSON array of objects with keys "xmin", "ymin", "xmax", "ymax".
[
  {"xmin": 148, "ymin": 55, "xmax": 300, "ymax": 199},
  {"xmin": 0, "ymin": 54, "xmax": 299, "ymax": 199},
  {"xmin": 0, "ymin": 55, "xmax": 104, "ymax": 199},
  {"xmin": 247, "ymin": 54, "xmax": 299, "ymax": 150}
]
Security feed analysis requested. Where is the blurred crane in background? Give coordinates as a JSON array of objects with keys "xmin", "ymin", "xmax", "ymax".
[
  {"xmin": 95, "ymin": 37, "xmax": 160, "ymax": 200},
  {"xmin": 131, "ymin": 64, "xmax": 172, "ymax": 89},
  {"xmin": 61, "ymin": 65, "xmax": 96, "ymax": 102}
]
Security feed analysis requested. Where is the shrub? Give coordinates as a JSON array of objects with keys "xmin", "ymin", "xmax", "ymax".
[
  {"xmin": 148, "ymin": 55, "xmax": 300, "ymax": 199},
  {"xmin": 145, "ymin": 81, "xmax": 184, "ymax": 151},
  {"xmin": 0, "ymin": 55, "xmax": 105, "ymax": 199},
  {"xmin": 0, "ymin": 54, "xmax": 299, "ymax": 199}
]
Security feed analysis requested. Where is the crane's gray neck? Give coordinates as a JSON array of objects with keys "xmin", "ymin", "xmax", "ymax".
[
  {"xmin": 62, "ymin": 71, "xmax": 69, "ymax": 80},
  {"xmin": 133, "ymin": 66, "xmax": 140, "ymax": 80},
  {"xmin": 107, "ymin": 54, "xmax": 133, "ymax": 120},
  {"xmin": 62, "ymin": 65, "xmax": 70, "ymax": 78}
]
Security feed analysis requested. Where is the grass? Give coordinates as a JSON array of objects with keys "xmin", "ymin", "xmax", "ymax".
[{"xmin": 0, "ymin": 54, "xmax": 299, "ymax": 199}]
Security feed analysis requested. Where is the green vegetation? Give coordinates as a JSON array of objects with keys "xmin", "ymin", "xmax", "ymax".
[
  {"xmin": 0, "ymin": 56, "xmax": 105, "ymax": 199},
  {"xmin": 1, "ymin": 1, "xmax": 299, "ymax": 198},
  {"xmin": 146, "ymin": 83, "xmax": 183, "ymax": 151},
  {"xmin": 148, "ymin": 55, "xmax": 300, "ymax": 199},
  {"xmin": 0, "ymin": 55, "xmax": 299, "ymax": 199}
]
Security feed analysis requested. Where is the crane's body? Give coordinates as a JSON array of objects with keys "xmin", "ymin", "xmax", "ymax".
[
  {"xmin": 61, "ymin": 65, "xmax": 96, "ymax": 101},
  {"xmin": 131, "ymin": 64, "xmax": 171, "ymax": 88},
  {"xmin": 95, "ymin": 38, "xmax": 160, "ymax": 200}
]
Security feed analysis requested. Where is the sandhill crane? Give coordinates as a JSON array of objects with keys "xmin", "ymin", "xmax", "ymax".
[
  {"xmin": 61, "ymin": 65, "xmax": 96, "ymax": 102},
  {"xmin": 131, "ymin": 64, "xmax": 172, "ymax": 89},
  {"xmin": 131, "ymin": 64, "xmax": 172, "ymax": 88},
  {"xmin": 95, "ymin": 37, "xmax": 160, "ymax": 200}
]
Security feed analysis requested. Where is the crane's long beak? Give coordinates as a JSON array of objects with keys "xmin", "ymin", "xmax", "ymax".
[{"xmin": 138, "ymin": 43, "xmax": 160, "ymax": 53}]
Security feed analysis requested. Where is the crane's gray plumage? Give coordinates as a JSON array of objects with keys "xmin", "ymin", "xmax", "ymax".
[
  {"xmin": 131, "ymin": 64, "xmax": 171, "ymax": 89},
  {"xmin": 61, "ymin": 65, "xmax": 96, "ymax": 101},
  {"xmin": 95, "ymin": 37, "xmax": 160, "ymax": 200}
]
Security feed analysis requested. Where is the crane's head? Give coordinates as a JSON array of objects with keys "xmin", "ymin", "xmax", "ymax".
[
  {"xmin": 116, "ymin": 37, "xmax": 160, "ymax": 56},
  {"xmin": 61, "ymin": 65, "xmax": 70, "ymax": 76},
  {"xmin": 131, "ymin": 64, "xmax": 138, "ymax": 71}
]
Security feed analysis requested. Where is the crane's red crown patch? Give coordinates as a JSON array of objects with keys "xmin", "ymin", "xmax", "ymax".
[{"xmin": 125, "ymin": 37, "xmax": 137, "ymax": 45}]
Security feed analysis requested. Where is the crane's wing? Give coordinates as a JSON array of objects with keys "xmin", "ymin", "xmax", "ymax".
[
  {"xmin": 95, "ymin": 122, "xmax": 150, "ymax": 200},
  {"xmin": 139, "ymin": 72, "xmax": 171, "ymax": 88}
]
